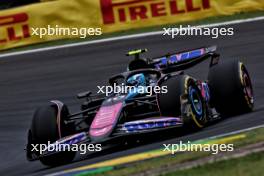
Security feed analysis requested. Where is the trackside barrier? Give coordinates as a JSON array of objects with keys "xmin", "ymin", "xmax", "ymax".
[{"xmin": 0, "ymin": 0, "xmax": 263, "ymax": 51}]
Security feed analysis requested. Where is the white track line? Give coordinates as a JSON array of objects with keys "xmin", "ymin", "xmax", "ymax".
[{"xmin": 1, "ymin": 16, "xmax": 264, "ymax": 58}]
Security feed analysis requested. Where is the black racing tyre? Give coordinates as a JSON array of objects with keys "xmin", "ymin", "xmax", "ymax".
[
  {"xmin": 157, "ymin": 75, "xmax": 207, "ymax": 128},
  {"xmin": 30, "ymin": 105, "xmax": 76, "ymax": 166},
  {"xmin": 39, "ymin": 150, "xmax": 76, "ymax": 167},
  {"xmin": 208, "ymin": 60, "xmax": 254, "ymax": 116}
]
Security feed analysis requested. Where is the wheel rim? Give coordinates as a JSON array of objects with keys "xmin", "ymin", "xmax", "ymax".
[
  {"xmin": 241, "ymin": 65, "xmax": 254, "ymax": 105},
  {"xmin": 189, "ymin": 87, "xmax": 203, "ymax": 116}
]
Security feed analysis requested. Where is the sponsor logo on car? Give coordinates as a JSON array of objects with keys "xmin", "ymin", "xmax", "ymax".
[
  {"xmin": 122, "ymin": 117, "xmax": 183, "ymax": 132},
  {"xmin": 155, "ymin": 48, "xmax": 205, "ymax": 68}
]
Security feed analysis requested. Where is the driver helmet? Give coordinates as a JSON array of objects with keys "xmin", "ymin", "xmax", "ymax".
[{"xmin": 127, "ymin": 73, "xmax": 146, "ymax": 87}]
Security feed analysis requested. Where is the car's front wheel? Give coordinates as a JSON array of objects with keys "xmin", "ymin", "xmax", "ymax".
[{"xmin": 29, "ymin": 104, "xmax": 76, "ymax": 166}]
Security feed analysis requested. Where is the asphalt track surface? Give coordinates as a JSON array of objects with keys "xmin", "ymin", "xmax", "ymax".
[{"xmin": 0, "ymin": 20, "xmax": 264, "ymax": 176}]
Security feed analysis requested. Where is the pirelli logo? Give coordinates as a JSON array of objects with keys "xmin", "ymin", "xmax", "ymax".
[
  {"xmin": 0, "ymin": 13, "xmax": 30, "ymax": 44},
  {"xmin": 100, "ymin": 0, "xmax": 210, "ymax": 24}
]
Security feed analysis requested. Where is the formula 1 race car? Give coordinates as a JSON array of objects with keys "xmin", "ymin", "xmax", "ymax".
[{"xmin": 26, "ymin": 46, "xmax": 254, "ymax": 166}]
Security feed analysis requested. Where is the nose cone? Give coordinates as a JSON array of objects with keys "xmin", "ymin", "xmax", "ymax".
[{"xmin": 89, "ymin": 102, "xmax": 123, "ymax": 141}]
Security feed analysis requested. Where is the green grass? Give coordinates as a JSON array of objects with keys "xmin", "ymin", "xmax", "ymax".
[
  {"xmin": 86, "ymin": 127, "xmax": 264, "ymax": 176},
  {"xmin": 1, "ymin": 10, "xmax": 264, "ymax": 54},
  {"xmin": 166, "ymin": 151, "xmax": 264, "ymax": 176}
]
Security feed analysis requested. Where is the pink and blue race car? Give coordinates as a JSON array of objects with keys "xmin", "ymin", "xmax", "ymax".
[{"xmin": 26, "ymin": 46, "xmax": 254, "ymax": 166}]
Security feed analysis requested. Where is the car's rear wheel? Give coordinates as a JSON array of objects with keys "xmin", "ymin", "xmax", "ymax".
[
  {"xmin": 208, "ymin": 60, "xmax": 254, "ymax": 116},
  {"xmin": 30, "ymin": 104, "xmax": 76, "ymax": 166},
  {"xmin": 157, "ymin": 75, "xmax": 207, "ymax": 128}
]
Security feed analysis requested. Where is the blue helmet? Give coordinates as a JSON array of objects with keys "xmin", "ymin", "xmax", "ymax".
[{"xmin": 127, "ymin": 73, "xmax": 146, "ymax": 87}]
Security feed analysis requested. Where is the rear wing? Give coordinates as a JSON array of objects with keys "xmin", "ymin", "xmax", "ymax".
[{"xmin": 149, "ymin": 46, "xmax": 219, "ymax": 72}]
